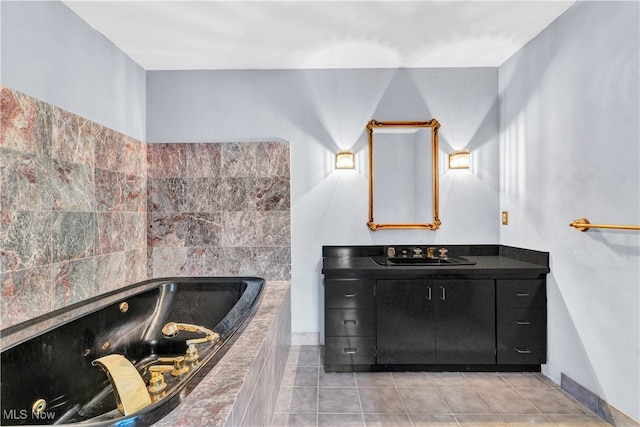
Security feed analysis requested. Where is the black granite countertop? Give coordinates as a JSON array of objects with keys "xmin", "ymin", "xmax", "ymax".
[{"xmin": 322, "ymin": 245, "xmax": 550, "ymax": 280}]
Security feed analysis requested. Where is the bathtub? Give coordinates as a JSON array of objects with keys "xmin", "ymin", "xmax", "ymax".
[{"xmin": 0, "ymin": 277, "xmax": 265, "ymax": 426}]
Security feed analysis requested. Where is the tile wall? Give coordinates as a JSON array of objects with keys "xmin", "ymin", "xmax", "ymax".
[
  {"xmin": 1, "ymin": 86, "xmax": 292, "ymax": 329},
  {"xmin": 147, "ymin": 141, "xmax": 290, "ymax": 281},
  {"xmin": 1, "ymin": 87, "xmax": 147, "ymax": 328}
]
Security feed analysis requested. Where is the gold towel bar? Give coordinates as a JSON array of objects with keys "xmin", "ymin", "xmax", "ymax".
[{"xmin": 569, "ymin": 218, "xmax": 640, "ymax": 232}]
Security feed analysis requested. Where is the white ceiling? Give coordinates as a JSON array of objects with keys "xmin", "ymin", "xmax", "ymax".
[{"xmin": 61, "ymin": 0, "xmax": 576, "ymax": 70}]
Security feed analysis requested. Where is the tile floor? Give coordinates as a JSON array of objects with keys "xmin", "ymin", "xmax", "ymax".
[{"xmin": 270, "ymin": 345, "xmax": 611, "ymax": 427}]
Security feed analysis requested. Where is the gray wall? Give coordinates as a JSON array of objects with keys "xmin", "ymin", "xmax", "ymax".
[
  {"xmin": 499, "ymin": 1, "xmax": 639, "ymax": 420},
  {"xmin": 147, "ymin": 67, "xmax": 500, "ymax": 336},
  {"xmin": 0, "ymin": 1, "xmax": 146, "ymax": 140}
]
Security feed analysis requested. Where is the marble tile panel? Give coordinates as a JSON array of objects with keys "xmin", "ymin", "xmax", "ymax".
[
  {"xmin": 185, "ymin": 212, "xmax": 222, "ymax": 246},
  {"xmin": 93, "ymin": 124, "xmax": 123, "ymax": 172},
  {"xmin": 51, "ymin": 106, "xmax": 94, "ymax": 166},
  {"xmin": 52, "ymin": 257, "xmax": 98, "ymax": 310},
  {"xmin": 222, "ymin": 142, "xmax": 258, "ymax": 177},
  {"xmin": 97, "ymin": 212, "xmax": 125, "ymax": 254},
  {"xmin": 147, "ymin": 143, "xmax": 186, "ymax": 178},
  {"xmin": 256, "ymin": 246, "xmax": 291, "ymax": 281},
  {"xmin": 150, "ymin": 247, "xmax": 190, "ymax": 278},
  {"xmin": 123, "ymin": 136, "xmax": 146, "ymax": 176},
  {"xmin": 1, "ymin": 266, "xmax": 52, "ymax": 328},
  {"xmin": 256, "ymin": 211, "xmax": 291, "ymax": 246},
  {"xmin": 220, "ymin": 211, "xmax": 257, "ymax": 247},
  {"xmin": 1, "ymin": 149, "xmax": 52, "ymax": 211},
  {"xmin": 147, "ymin": 178, "xmax": 188, "ymax": 212},
  {"xmin": 186, "ymin": 143, "xmax": 221, "ymax": 178},
  {"xmin": 125, "ymin": 249, "xmax": 148, "ymax": 284},
  {"xmin": 0, "ymin": 87, "xmax": 52, "ymax": 156},
  {"xmin": 123, "ymin": 212, "xmax": 146, "ymax": 251},
  {"xmin": 214, "ymin": 177, "xmax": 251, "ymax": 211},
  {"xmin": 256, "ymin": 141, "xmax": 290, "ymax": 178},
  {"xmin": 1, "ymin": 210, "xmax": 51, "ymax": 272},
  {"xmin": 250, "ymin": 177, "xmax": 290, "ymax": 211},
  {"xmin": 95, "ymin": 252, "xmax": 125, "ymax": 294},
  {"xmin": 95, "ymin": 168, "xmax": 124, "ymax": 211},
  {"xmin": 52, "ymin": 159, "xmax": 95, "ymax": 211},
  {"xmin": 147, "ymin": 212, "xmax": 189, "ymax": 247},
  {"xmin": 186, "ymin": 177, "xmax": 221, "ymax": 212},
  {"xmin": 123, "ymin": 174, "xmax": 146, "ymax": 212},
  {"xmin": 51, "ymin": 212, "xmax": 99, "ymax": 263},
  {"xmin": 183, "ymin": 246, "xmax": 225, "ymax": 276}
]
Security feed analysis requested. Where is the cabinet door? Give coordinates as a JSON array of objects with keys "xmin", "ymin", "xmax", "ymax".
[
  {"xmin": 435, "ymin": 279, "xmax": 495, "ymax": 364},
  {"xmin": 377, "ymin": 280, "xmax": 436, "ymax": 364}
]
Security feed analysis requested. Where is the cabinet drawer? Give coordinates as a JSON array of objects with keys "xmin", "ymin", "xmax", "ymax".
[
  {"xmin": 496, "ymin": 279, "xmax": 546, "ymax": 307},
  {"xmin": 325, "ymin": 337, "xmax": 375, "ymax": 365},
  {"xmin": 325, "ymin": 279, "xmax": 375, "ymax": 309},
  {"xmin": 497, "ymin": 335, "xmax": 546, "ymax": 364},
  {"xmin": 497, "ymin": 307, "xmax": 546, "ymax": 336},
  {"xmin": 325, "ymin": 308, "xmax": 375, "ymax": 337}
]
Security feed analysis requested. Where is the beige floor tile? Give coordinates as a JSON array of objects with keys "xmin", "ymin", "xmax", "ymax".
[
  {"xmin": 318, "ymin": 387, "xmax": 361, "ymax": 414},
  {"xmin": 409, "ymin": 413, "xmax": 458, "ymax": 427},
  {"xmin": 358, "ymin": 387, "xmax": 405, "ymax": 413},
  {"xmin": 397, "ymin": 387, "xmax": 451, "ymax": 414},
  {"xmin": 318, "ymin": 413, "xmax": 364, "ymax": 427},
  {"xmin": 363, "ymin": 413, "xmax": 412, "ymax": 427},
  {"xmin": 439, "ymin": 387, "xmax": 496, "ymax": 414}
]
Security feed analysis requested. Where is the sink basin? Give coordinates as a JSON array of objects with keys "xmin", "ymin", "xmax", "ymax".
[{"xmin": 371, "ymin": 255, "xmax": 476, "ymax": 266}]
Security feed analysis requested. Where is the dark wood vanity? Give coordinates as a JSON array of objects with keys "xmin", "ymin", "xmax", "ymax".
[{"xmin": 322, "ymin": 245, "xmax": 550, "ymax": 372}]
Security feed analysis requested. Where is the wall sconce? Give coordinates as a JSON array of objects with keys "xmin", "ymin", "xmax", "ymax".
[
  {"xmin": 335, "ymin": 149, "xmax": 355, "ymax": 169},
  {"xmin": 448, "ymin": 150, "xmax": 470, "ymax": 170}
]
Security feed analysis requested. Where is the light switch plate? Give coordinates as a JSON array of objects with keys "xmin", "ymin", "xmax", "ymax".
[{"xmin": 502, "ymin": 211, "xmax": 509, "ymax": 225}]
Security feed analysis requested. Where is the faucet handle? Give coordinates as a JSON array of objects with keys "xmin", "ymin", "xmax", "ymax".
[
  {"xmin": 438, "ymin": 248, "xmax": 449, "ymax": 258},
  {"xmin": 157, "ymin": 356, "xmax": 189, "ymax": 377},
  {"xmin": 148, "ymin": 365, "xmax": 172, "ymax": 394}
]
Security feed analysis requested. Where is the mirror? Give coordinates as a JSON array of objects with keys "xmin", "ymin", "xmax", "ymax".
[{"xmin": 367, "ymin": 119, "xmax": 441, "ymax": 231}]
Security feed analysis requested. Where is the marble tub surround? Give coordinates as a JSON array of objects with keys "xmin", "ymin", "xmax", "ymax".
[
  {"xmin": 147, "ymin": 141, "xmax": 291, "ymax": 281},
  {"xmin": 0, "ymin": 86, "xmax": 148, "ymax": 328},
  {"xmin": 154, "ymin": 280, "xmax": 291, "ymax": 427}
]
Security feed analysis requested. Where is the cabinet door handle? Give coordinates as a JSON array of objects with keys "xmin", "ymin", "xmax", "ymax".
[
  {"xmin": 515, "ymin": 320, "xmax": 531, "ymax": 325},
  {"xmin": 344, "ymin": 292, "xmax": 357, "ymax": 298},
  {"xmin": 440, "ymin": 286, "xmax": 446, "ymax": 301},
  {"xmin": 343, "ymin": 320, "xmax": 357, "ymax": 325},
  {"xmin": 515, "ymin": 292, "xmax": 530, "ymax": 297},
  {"xmin": 514, "ymin": 347, "xmax": 532, "ymax": 354},
  {"xmin": 343, "ymin": 348, "xmax": 357, "ymax": 354},
  {"xmin": 427, "ymin": 286, "xmax": 432, "ymax": 301}
]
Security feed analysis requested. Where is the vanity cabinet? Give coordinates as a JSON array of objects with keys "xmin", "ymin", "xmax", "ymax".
[
  {"xmin": 324, "ymin": 279, "xmax": 376, "ymax": 368},
  {"xmin": 322, "ymin": 245, "xmax": 549, "ymax": 372},
  {"xmin": 377, "ymin": 279, "xmax": 495, "ymax": 365},
  {"xmin": 496, "ymin": 279, "xmax": 547, "ymax": 364}
]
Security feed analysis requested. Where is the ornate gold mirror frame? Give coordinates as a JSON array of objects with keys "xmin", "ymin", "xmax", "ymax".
[{"xmin": 367, "ymin": 119, "xmax": 441, "ymax": 231}]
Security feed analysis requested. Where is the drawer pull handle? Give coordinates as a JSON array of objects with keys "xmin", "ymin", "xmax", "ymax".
[
  {"xmin": 343, "ymin": 320, "xmax": 357, "ymax": 325},
  {"xmin": 344, "ymin": 348, "xmax": 357, "ymax": 354},
  {"xmin": 344, "ymin": 292, "xmax": 357, "ymax": 298},
  {"xmin": 514, "ymin": 347, "xmax": 532, "ymax": 354},
  {"xmin": 515, "ymin": 292, "xmax": 530, "ymax": 297},
  {"xmin": 516, "ymin": 320, "xmax": 531, "ymax": 325}
]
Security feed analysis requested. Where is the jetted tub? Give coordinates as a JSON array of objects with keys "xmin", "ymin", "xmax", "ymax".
[{"xmin": 0, "ymin": 277, "xmax": 264, "ymax": 426}]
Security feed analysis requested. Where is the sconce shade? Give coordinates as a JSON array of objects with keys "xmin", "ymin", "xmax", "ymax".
[
  {"xmin": 335, "ymin": 149, "xmax": 355, "ymax": 169},
  {"xmin": 449, "ymin": 150, "xmax": 470, "ymax": 169}
]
